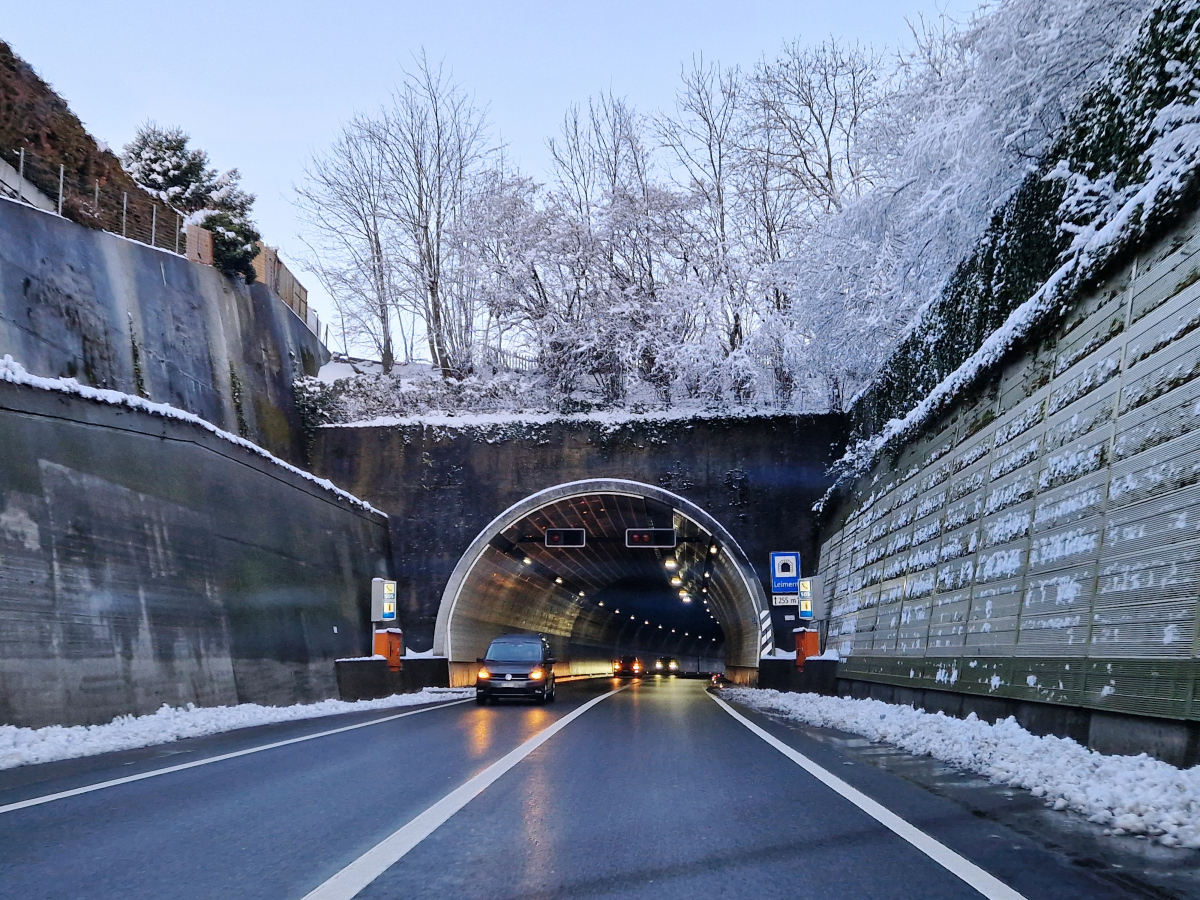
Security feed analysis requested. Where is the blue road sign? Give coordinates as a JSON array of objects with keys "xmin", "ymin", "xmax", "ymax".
[{"xmin": 770, "ymin": 552, "xmax": 801, "ymax": 593}]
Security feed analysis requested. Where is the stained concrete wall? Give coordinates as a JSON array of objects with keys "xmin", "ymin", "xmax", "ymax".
[
  {"xmin": 0, "ymin": 196, "xmax": 325, "ymax": 465},
  {"xmin": 0, "ymin": 379, "xmax": 390, "ymax": 727},
  {"xmin": 312, "ymin": 414, "xmax": 847, "ymax": 652}
]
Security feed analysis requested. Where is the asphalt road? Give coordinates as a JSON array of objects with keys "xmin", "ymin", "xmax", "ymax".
[{"xmin": 0, "ymin": 679, "xmax": 1158, "ymax": 900}]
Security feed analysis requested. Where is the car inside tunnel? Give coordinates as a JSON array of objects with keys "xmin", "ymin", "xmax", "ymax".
[{"xmin": 434, "ymin": 479, "xmax": 771, "ymax": 686}]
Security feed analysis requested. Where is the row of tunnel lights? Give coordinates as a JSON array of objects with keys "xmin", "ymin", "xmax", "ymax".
[{"xmin": 519, "ymin": 542, "xmax": 721, "ymax": 640}]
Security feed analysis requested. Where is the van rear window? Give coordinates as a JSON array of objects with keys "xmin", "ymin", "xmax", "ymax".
[{"xmin": 485, "ymin": 641, "xmax": 543, "ymax": 662}]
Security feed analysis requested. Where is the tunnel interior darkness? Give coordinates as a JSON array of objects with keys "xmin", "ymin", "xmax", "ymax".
[{"xmin": 434, "ymin": 480, "xmax": 771, "ymax": 684}]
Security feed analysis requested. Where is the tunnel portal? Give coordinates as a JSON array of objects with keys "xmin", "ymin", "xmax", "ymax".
[{"xmin": 434, "ymin": 480, "xmax": 772, "ymax": 685}]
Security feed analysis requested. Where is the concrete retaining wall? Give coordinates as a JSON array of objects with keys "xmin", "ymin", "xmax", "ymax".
[
  {"xmin": 0, "ymin": 379, "xmax": 390, "ymax": 727},
  {"xmin": 0, "ymin": 197, "xmax": 325, "ymax": 465}
]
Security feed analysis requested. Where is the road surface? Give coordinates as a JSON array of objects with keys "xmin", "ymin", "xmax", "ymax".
[{"xmin": 0, "ymin": 678, "xmax": 1155, "ymax": 899}]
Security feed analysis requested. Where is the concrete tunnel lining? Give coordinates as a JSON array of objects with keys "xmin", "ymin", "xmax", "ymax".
[{"xmin": 434, "ymin": 479, "xmax": 772, "ymax": 682}]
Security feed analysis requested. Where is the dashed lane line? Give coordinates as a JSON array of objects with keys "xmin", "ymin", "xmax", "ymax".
[
  {"xmin": 0, "ymin": 698, "xmax": 475, "ymax": 816},
  {"xmin": 300, "ymin": 684, "xmax": 629, "ymax": 900},
  {"xmin": 710, "ymin": 691, "xmax": 1029, "ymax": 900}
]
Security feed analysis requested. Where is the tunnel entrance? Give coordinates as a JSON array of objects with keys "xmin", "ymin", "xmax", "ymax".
[{"xmin": 434, "ymin": 479, "xmax": 771, "ymax": 686}]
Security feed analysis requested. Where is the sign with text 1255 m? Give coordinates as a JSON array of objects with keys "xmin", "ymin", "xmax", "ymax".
[{"xmin": 770, "ymin": 552, "xmax": 801, "ymax": 593}]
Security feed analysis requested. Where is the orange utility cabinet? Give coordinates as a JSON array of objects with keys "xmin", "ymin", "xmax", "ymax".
[
  {"xmin": 374, "ymin": 628, "xmax": 403, "ymax": 672},
  {"xmin": 794, "ymin": 628, "xmax": 820, "ymax": 670}
]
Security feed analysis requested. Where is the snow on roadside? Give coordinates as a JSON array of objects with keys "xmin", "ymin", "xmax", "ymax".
[
  {"xmin": 724, "ymin": 688, "xmax": 1200, "ymax": 849},
  {"xmin": 0, "ymin": 688, "xmax": 473, "ymax": 771},
  {"xmin": 0, "ymin": 355, "xmax": 384, "ymax": 517}
]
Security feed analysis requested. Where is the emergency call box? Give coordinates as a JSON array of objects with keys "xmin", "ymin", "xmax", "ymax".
[{"xmin": 371, "ymin": 578, "xmax": 398, "ymax": 622}]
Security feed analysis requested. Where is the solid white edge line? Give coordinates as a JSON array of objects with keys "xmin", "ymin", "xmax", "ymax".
[
  {"xmin": 300, "ymin": 684, "xmax": 629, "ymax": 900},
  {"xmin": 709, "ymin": 692, "xmax": 1028, "ymax": 900},
  {"xmin": 0, "ymin": 697, "xmax": 475, "ymax": 816}
]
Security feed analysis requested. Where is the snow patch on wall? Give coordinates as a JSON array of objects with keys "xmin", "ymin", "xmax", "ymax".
[{"xmin": 0, "ymin": 356, "xmax": 385, "ymax": 517}]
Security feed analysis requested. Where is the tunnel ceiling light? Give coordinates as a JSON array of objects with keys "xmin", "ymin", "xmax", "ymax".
[
  {"xmin": 555, "ymin": 577, "xmax": 563, "ymax": 584},
  {"xmin": 630, "ymin": 616, "xmax": 635, "ymax": 620},
  {"xmin": 598, "ymin": 601, "xmax": 604, "ymax": 606},
  {"xmin": 644, "ymin": 620, "xmax": 650, "ymax": 624},
  {"xmin": 670, "ymin": 576, "xmax": 682, "ymax": 586},
  {"xmin": 704, "ymin": 572, "xmax": 710, "ymax": 579},
  {"xmin": 710, "ymin": 545, "xmax": 718, "ymax": 554},
  {"xmin": 658, "ymin": 625, "xmax": 663, "ymax": 629},
  {"xmin": 664, "ymin": 558, "xmax": 678, "ymax": 571},
  {"xmin": 671, "ymin": 629, "xmax": 675, "ymax": 633},
  {"xmin": 579, "ymin": 591, "xmax": 585, "ymax": 597},
  {"xmin": 522, "ymin": 557, "xmax": 533, "ymax": 566},
  {"xmin": 614, "ymin": 609, "xmax": 619, "ymax": 613}
]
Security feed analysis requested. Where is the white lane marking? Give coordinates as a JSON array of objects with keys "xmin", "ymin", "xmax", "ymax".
[
  {"xmin": 0, "ymin": 698, "xmax": 474, "ymax": 816},
  {"xmin": 710, "ymin": 692, "xmax": 1028, "ymax": 900},
  {"xmin": 301, "ymin": 685, "xmax": 628, "ymax": 900}
]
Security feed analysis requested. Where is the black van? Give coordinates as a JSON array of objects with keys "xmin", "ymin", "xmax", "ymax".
[{"xmin": 475, "ymin": 633, "xmax": 556, "ymax": 705}]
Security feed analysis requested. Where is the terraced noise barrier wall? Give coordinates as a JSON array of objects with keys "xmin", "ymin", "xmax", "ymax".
[{"xmin": 820, "ymin": 206, "xmax": 1200, "ymax": 722}]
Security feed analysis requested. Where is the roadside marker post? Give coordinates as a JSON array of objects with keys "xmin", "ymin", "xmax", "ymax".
[{"xmin": 370, "ymin": 578, "xmax": 401, "ymax": 668}]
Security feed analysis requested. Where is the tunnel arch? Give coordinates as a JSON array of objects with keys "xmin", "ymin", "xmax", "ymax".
[{"xmin": 434, "ymin": 479, "xmax": 772, "ymax": 683}]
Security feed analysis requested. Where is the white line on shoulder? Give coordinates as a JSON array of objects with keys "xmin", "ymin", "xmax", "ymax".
[{"xmin": 709, "ymin": 691, "xmax": 1028, "ymax": 900}]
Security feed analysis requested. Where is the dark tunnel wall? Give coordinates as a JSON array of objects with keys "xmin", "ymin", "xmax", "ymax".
[
  {"xmin": 436, "ymin": 487, "xmax": 763, "ymax": 681},
  {"xmin": 434, "ymin": 481, "xmax": 772, "ymax": 684},
  {"xmin": 312, "ymin": 413, "xmax": 847, "ymax": 653}
]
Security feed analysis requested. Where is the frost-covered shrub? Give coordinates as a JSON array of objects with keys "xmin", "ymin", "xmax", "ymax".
[
  {"xmin": 830, "ymin": 0, "xmax": 1200, "ymax": 494},
  {"xmin": 295, "ymin": 369, "xmax": 547, "ymax": 426}
]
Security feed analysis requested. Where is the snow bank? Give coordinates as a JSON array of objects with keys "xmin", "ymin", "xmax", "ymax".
[
  {"xmin": 0, "ymin": 355, "xmax": 384, "ymax": 517},
  {"xmin": 333, "ymin": 405, "xmax": 786, "ymax": 435},
  {"xmin": 0, "ymin": 688, "xmax": 473, "ymax": 770},
  {"xmin": 724, "ymin": 688, "xmax": 1200, "ymax": 848}
]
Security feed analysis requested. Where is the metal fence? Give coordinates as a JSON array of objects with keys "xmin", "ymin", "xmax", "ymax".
[
  {"xmin": 480, "ymin": 347, "xmax": 538, "ymax": 374},
  {"xmin": 0, "ymin": 145, "xmax": 186, "ymax": 254},
  {"xmin": 1, "ymin": 144, "xmax": 324, "ymax": 343}
]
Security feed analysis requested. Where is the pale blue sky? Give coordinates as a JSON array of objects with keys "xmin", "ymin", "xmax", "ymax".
[{"xmin": 3, "ymin": 0, "xmax": 979, "ymax": 327}]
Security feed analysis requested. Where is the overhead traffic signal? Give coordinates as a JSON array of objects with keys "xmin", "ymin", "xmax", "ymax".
[
  {"xmin": 545, "ymin": 528, "xmax": 587, "ymax": 548},
  {"xmin": 625, "ymin": 528, "xmax": 677, "ymax": 548}
]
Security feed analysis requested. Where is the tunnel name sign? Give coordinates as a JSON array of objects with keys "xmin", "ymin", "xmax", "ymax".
[
  {"xmin": 371, "ymin": 577, "xmax": 398, "ymax": 622},
  {"xmin": 770, "ymin": 553, "xmax": 812, "ymax": 618},
  {"xmin": 770, "ymin": 552, "xmax": 800, "ymax": 592}
]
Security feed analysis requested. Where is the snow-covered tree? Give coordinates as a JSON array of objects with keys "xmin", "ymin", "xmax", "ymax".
[
  {"xmin": 297, "ymin": 114, "xmax": 406, "ymax": 372},
  {"xmin": 122, "ymin": 123, "xmax": 261, "ymax": 282},
  {"xmin": 121, "ymin": 123, "xmax": 214, "ymax": 211},
  {"xmin": 775, "ymin": 0, "xmax": 1154, "ymax": 407},
  {"xmin": 298, "ymin": 0, "xmax": 1162, "ymax": 420}
]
